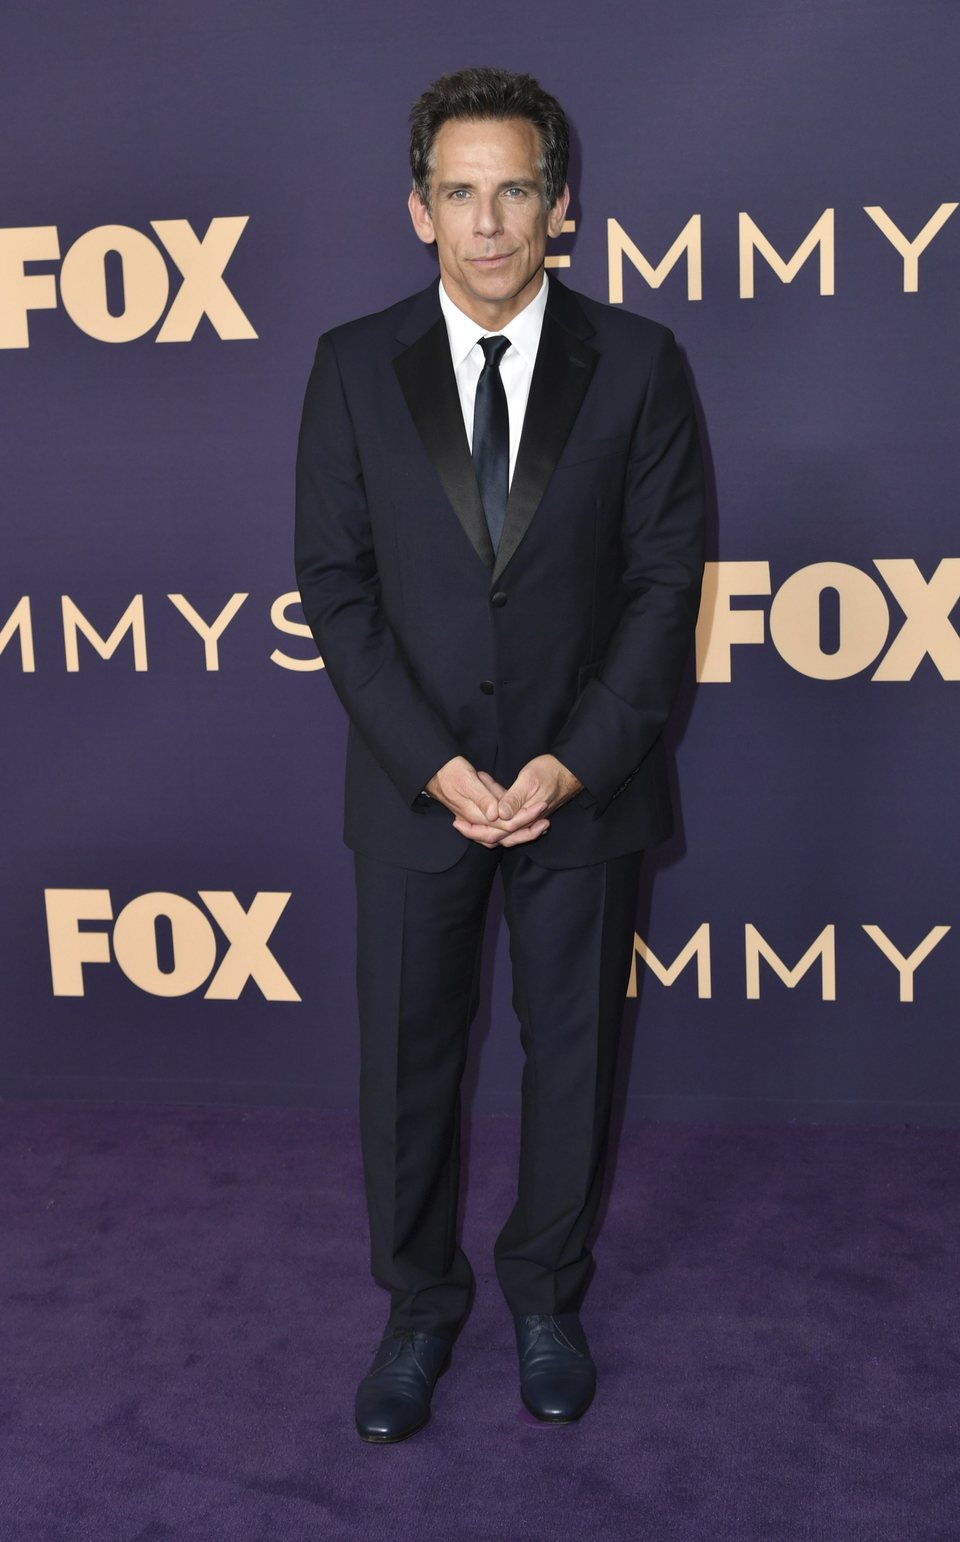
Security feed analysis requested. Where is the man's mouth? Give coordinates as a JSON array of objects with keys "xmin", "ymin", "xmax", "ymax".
[{"xmin": 469, "ymin": 252, "xmax": 515, "ymax": 268}]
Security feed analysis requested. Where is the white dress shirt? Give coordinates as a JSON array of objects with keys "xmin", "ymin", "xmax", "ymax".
[{"xmin": 437, "ymin": 270, "xmax": 549, "ymax": 488}]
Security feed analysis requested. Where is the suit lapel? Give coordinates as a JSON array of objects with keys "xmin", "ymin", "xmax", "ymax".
[
  {"xmin": 393, "ymin": 291, "xmax": 495, "ymax": 571},
  {"xmin": 492, "ymin": 289, "xmax": 598, "ymax": 585},
  {"xmin": 391, "ymin": 276, "xmax": 599, "ymax": 586}
]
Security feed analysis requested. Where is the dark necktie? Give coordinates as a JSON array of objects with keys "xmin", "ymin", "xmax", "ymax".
[{"xmin": 472, "ymin": 334, "xmax": 511, "ymax": 551}]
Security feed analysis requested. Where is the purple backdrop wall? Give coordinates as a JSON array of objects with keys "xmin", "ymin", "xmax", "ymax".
[{"xmin": 3, "ymin": 1, "xmax": 957, "ymax": 1122}]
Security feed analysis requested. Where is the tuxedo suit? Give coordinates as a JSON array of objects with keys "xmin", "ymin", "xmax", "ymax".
[{"xmin": 295, "ymin": 272, "xmax": 705, "ymax": 1338}]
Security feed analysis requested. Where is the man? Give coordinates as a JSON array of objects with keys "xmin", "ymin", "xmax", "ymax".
[{"xmin": 295, "ymin": 66, "xmax": 705, "ymax": 1443}]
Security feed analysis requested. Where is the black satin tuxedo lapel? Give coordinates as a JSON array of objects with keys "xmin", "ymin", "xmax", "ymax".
[
  {"xmin": 492, "ymin": 309, "xmax": 598, "ymax": 586},
  {"xmin": 392, "ymin": 277, "xmax": 598, "ymax": 586},
  {"xmin": 393, "ymin": 315, "xmax": 495, "ymax": 571}
]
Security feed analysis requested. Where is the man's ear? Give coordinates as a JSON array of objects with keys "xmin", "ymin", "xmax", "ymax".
[
  {"xmin": 407, "ymin": 188, "xmax": 436, "ymax": 246},
  {"xmin": 547, "ymin": 183, "xmax": 571, "ymax": 240}
]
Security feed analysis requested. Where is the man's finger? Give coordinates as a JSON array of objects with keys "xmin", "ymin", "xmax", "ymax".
[
  {"xmin": 458, "ymin": 796, "xmax": 547, "ymax": 830},
  {"xmin": 458, "ymin": 795, "xmax": 504, "ymax": 825},
  {"xmin": 494, "ymin": 799, "xmax": 549, "ymax": 830},
  {"xmin": 499, "ymin": 818, "xmax": 550, "ymax": 845},
  {"xmin": 453, "ymin": 816, "xmax": 506, "ymax": 846},
  {"xmin": 496, "ymin": 778, "xmax": 540, "ymax": 821},
  {"xmin": 454, "ymin": 815, "xmax": 550, "ymax": 846},
  {"xmin": 462, "ymin": 775, "xmax": 501, "ymax": 821}
]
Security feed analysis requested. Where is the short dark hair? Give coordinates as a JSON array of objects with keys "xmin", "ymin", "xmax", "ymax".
[{"xmin": 409, "ymin": 67, "xmax": 570, "ymax": 210}]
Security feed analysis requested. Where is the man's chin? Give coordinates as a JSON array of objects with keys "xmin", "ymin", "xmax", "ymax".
[{"xmin": 465, "ymin": 265, "xmax": 516, "ymax": 289}]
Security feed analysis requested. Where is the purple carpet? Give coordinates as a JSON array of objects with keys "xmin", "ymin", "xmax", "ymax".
[{"xmin": 2, "ymin": 1101, "xmax": 958, "ymax": 1540}]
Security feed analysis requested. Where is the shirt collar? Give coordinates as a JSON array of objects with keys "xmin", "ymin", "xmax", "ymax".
[{"xmin": 438, "ymin": 270, "xmax": 549, "ymax": 369}]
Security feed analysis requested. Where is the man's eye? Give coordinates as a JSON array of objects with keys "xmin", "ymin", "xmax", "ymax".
[
  {"xmin": 503, "ymin": 187, "xmax": 527, "ymax": 198},
  {"xmin": 449, "ymin": 189, "xmax": 470, "ymax": 200}
]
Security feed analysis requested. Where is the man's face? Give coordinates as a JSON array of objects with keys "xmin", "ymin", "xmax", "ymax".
[{"xmin": 408, "ymin": 116, "xmax": 569, "ymax": 327}]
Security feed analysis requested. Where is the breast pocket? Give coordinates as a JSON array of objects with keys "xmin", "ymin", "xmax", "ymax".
[{"xmin": 553, "ymin": 433, "xmax": 630, "ymax": 470}]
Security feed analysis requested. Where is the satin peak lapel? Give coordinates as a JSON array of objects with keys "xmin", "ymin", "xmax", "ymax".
[
  {"xmin": 491, "ymin": 308, "xmax": 599, "ymax": 587},
  {"xmin": 393, "ymin": 316, "xmax": 495, "ymax": 571}
]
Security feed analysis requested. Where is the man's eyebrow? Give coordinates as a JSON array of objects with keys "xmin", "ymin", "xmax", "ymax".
[{"xmin": 435, "ymin": 177, "xmax": 542, "ymax": 192}]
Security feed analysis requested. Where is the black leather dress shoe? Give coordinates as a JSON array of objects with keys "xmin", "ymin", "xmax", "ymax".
[
  {"xmin": 354, "ymin": 1328, "xmax": 453, "ymax": 1443},
  {"xmin": 514, "ymin": 1312, "xmax": 597, "ymax": 1423}
]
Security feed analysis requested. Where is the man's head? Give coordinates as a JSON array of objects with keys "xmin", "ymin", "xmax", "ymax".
[{"xmin": 407, "ymin": 67, "xmax": 571, "ymax": 328}]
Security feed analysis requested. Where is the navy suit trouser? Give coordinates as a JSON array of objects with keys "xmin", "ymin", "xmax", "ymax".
[{"xmin": 353, "ymin": 838, "xmax": 644, "ymax": 1341}]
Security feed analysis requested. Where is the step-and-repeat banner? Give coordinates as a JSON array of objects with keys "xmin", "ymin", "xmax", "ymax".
[{"xmin": 3, "ymin": 2, "xmax": 957, "ymax": 1122}]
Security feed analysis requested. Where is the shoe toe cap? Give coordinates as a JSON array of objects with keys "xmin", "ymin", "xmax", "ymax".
[
  {"xmin": 355, "ymin": 1388, "xmax": 426, "ymax": 1440},
  {"xmin": 522, "ymin": 1367, "xmax": 596, "ymax": 1421}
]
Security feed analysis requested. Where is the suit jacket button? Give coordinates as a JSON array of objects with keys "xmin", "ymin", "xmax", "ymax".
[
  {"xmin": 491, "ymin": 591, "xmax": 508, "ymax": 607},
  {"xmin": 479, "ymin": 679, "xmax": 495, "ymax": 694}
]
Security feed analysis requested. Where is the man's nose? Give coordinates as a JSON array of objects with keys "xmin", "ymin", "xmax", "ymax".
[{"xmin": 474, "ymin": 195, "xmax": 503, "ymax": 237}]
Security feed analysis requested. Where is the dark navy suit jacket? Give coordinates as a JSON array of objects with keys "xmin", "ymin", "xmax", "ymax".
[{"xmin": 294, "ymin": 273, "xmax": 705, "ymax": 871}]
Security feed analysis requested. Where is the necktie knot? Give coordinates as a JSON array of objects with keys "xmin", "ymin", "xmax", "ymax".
[{"xmin": 479, "ymin": 334, "xmax": 511, "ymax": 370}]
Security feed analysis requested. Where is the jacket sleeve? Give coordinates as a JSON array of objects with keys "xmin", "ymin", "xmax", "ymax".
[
  {"xmin": 547, "ymin": 326, "xmax": 706, "ymax": 817},
  {"xmin": 294, "ymin": 330, "xmax": 462, "ymax": 808}
]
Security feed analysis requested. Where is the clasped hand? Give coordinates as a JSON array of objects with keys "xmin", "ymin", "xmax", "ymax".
[{"xmin": 425, "ymin": 754, "xmax": 584, "ymax": 847}]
